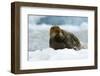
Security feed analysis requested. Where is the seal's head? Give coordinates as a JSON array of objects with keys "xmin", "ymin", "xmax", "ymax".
[{"xmin": 50, "ymin": 26, "xmax": 64, "ymax": 42}]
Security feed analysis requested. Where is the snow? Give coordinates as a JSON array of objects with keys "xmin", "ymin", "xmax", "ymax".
[
  {"xmin": 28, "ymin": 48, "xmax": 88, "ymax": 61},
  {"xmin": 28, "ymin": 23, "xmax": 88, "ymax": 61}
]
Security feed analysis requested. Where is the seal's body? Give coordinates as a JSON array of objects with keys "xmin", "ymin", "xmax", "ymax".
[{"xmin": 49, "ymin": 26, "xmax": 81, "ymax": 50}]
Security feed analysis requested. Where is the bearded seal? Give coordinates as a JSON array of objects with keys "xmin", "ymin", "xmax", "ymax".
[{"xmin": 49, "ymin": 26, "xmax": 81, "ymax": 50}]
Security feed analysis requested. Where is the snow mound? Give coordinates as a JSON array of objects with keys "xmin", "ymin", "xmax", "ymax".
[{"xmin": 29, "ymin": 48, "xmax": 88, "ymax": 61}]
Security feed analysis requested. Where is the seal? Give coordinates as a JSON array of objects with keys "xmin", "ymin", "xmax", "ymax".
[{"xmin": 49, "ymin": 26, "xmax": 81, "ymax": 50}]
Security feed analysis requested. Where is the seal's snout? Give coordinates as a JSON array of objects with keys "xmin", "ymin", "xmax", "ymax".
[{"xmin": 50, "ymin": 26, "xmax": 62, "ymax": 38}]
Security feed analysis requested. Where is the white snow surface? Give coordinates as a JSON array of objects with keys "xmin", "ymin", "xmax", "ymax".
[{"xmin": 29, "ymin": 48, "xmax": 88, "ymax": 61}]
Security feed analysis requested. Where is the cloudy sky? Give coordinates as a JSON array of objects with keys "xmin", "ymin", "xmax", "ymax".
[{"xmin": 28, "ymin": 15, "xmax": 88, "ymax": 26}]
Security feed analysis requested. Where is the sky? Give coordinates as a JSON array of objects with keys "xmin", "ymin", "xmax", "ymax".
[{"xmin": 28, "ymin": 15, "xmax": 88, "ymax": 26}]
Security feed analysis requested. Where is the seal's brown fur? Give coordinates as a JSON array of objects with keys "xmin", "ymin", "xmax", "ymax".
[{"xmin": 49, "ymin": 26, "xmax": 81, "ymax": 50}]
